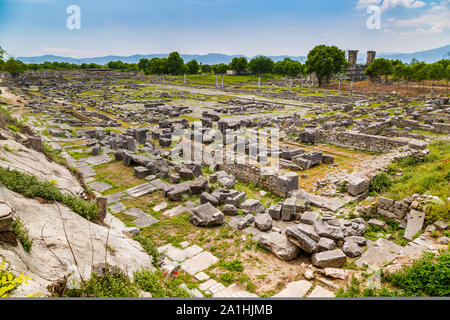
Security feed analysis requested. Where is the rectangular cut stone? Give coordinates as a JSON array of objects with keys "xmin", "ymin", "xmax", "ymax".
[
  {"xmin": 274, "ymin": 280, "xmax": 312, "ymax": 297},
  {"xmin": 404, "ymin": 209, "xmax": 425, "ymax": 241},
  {"xmin": 125, "ymin": 182, "xmax": 157, "ymax": 198},
  {"xmin": 355, "ymin": 238, "xmax": 403, "ymax": 268},
  {"xmin": 108, "ymin": 202, "xmax": 126, "ymax": 214},
  {"xmin": 181, "ymin": 251, "xmax": 219, "ymax": 275}
]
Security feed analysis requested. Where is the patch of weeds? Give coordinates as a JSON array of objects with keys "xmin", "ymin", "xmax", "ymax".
[{"xmin": 11, "ymin": 218, "xmax": 33, "ymax": 252}]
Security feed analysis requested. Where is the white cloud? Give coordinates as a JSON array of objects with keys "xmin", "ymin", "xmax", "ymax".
[
  {"xmin": 356, "ymin": 0, "xmax": 426, "ymax": 10},
  {"xmin": 392, "ymin": 0, "xmax": 450, "ymax": 34}
]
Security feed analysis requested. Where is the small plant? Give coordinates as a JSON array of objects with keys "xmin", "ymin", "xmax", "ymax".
[
  {"xmin": 220, "ymin": 259, "xmax": 244, "ymax": 272},
  {"xmin": 133, "ymin": 235, "xmax": 161, "ymax": 266},
  {"xmin": 220, "ymin": 272, "xmax": 234, "ymax": 286},
  {"xmin": 246, "ymin": 281, "xmax": 256, "ymax": 293},
  {"xmin": 12, "ymin": 218, "xmax": 33, "ymax": 252},
  {"xmin": 0, "ymin": 260, "xmax": 32, "ymax": 297}
]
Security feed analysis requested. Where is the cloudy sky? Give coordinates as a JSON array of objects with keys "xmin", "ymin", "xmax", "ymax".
[{"xmin": 0, "ymin": 0, "xmax": 448, "ymax": 58}]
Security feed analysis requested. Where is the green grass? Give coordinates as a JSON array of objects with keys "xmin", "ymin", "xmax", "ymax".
[
  {"xmin": 382, "ymin": 139, "xmax": 450, "ymax": 224},
  {"xmin": 0, "ymin": 167, "xmax": 97, "ymax": 220}
]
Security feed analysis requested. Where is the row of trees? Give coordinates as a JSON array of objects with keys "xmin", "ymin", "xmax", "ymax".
[{"xmin": 365, "ymin": 57, "xmax": 450, "ymax": 88}]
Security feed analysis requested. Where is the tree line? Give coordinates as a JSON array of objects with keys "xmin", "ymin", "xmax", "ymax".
[
  {"xmin": 2, "ymin": 45, "xmax": 449, "ymax": 90},
  {"xmin": 365, "ymin": 57, "xmax": 450, "ymax": 89}
]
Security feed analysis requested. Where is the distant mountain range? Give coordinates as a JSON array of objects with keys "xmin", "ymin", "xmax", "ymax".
[
  {"xmin": 17, "ymin": 45, "xmax": 449, "ymax": 65},
  {"xmin": 17, "ymin": 53, "xmax": 307, "ymax": 65}
]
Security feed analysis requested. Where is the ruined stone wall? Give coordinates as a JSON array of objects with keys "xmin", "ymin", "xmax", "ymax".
[
  {"xmin": 316, "ymin": 130, "xmax": 408, "ymax": 153},
  {"xmin": 218, "ymin": 162, "xmax": 297, "ymax": 198}
]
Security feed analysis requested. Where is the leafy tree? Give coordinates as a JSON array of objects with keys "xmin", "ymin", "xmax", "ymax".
[
  {"xmin": 273, "ymin": 58, "xmax": 303, "ymax": 77},
  {"xmin": 248, "ymin": 55, "xmax": 274, "ymax": 75},
  {"xmin": 428, "ymin": 62, "xmax": 444, "ymax": 86},
  {"xmin": 445, "ymin": 64, "xmax": 450, "ymax": 93},
  {"xmin": 138, "ymin": 58, "xmax": 149, "ymax": 74},
  {"xmin": 185, "ymin": 59, "xmax": 200, "ymax": 74},
  {"xmin": 229, "ymin": 57, "xmax": 248, "ymax": 75},
  {"xmin": 365, "ymin": 58, "xmax": 393, "ymax": 83},
  {"xmin": 148, "ymin": 57, "xmax": 168, "ymax": 74},
  {"xmin": 304, "ymin": 45, "xmax": 347, "ymax": 87},
  {"xmin": 2, "ymin": 58, "xmax": 25, "ymax": 77},
  {"xmin": 393, "ymin": 63, "xmax": 406, "ymax": 87},
  {"xmin": 213, "ymin": 63, "xmax": 228, "ymax": 75},
  {"xmin": 413, "ymin": 63, "xmax": 429, "ymax": 87},
  {"xmin": 0, "ymin": 46, "xmax": 5, "ymax": 61},
  {"xmin": 167, "ymin": 52, "xmax": 184, "ymax": 75},
  {"xmin": 201, "ymin": 64, "xmax": 213, "ymax": 74}
]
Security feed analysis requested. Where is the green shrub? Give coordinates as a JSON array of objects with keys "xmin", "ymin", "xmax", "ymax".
[
  {"xmin": 133, "ymin": 269, "xmax": 191, "ymax": 298},
  {"xmin": 220, "ymin": 272, "xmax": 234, "ymax": 286},
  {"xmin": 133, "ymin": 235, "xmax": 160, "ymax": 266},
  {"xmin": 369, "ymin": 172, "xmax": 392, "ymax": 194},
  {"xmin": 68, "ymin": 266, "xmax": 139, "ymax": 298},
  {"xmin": 12, "ymin": 218, "xmax": 33, "ymax": 252},
  {"xmin": 384, "ymin": 251, "xmax": 450, "ymax": 296},
  {"xmin": 220, "ymin": 259, "xmax": 244, "ymax": 272},
  {"xmin": 0, "ymin": 167, "xmax": 97, "ymax": 220}
]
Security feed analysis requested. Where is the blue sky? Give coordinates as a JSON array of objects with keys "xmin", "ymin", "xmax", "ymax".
[{"xmin": 0, "ymin": 0, "xmax": 448, "ymax": 58}]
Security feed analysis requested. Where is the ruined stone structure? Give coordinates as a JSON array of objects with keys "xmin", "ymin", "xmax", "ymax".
[
  {"xmin": 218, "ymin": 162, "xmax": 298, "ymax": 197},
  {"xmin": 316, "ymin": 129, "xmax": 409, "ymax": 153}
]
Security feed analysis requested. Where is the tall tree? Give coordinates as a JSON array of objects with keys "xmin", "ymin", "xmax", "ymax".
[
  {"xmin": 365, "ymin": 58, "xmax": 393, "ymax": 83},
  {"xmin": 167, "ymin": 52, "xmax": 185, "ymax": 75},
  {"xmin": 186, "ymin": 59, "xmax": 200, "ymax": 74},
  {"xmin": 138, "ymin": 58, "xmax": 149, "ymax": 73},
  {"xmin": 248, "ymin": 56, "xmax": 274, "ymax": 75},
  {"xmin": 304, "ymin": 45, "xmax": 347, "ymax": 87},
  {"xmin": 213, "ymin": 63, "xmax": 228, "ymax": 75},
  {"xmin": 229, "ymin": 57, "xmax": 248, "ymax": 75},
  {"xmin": 148, "ymin": 57, "xmax": 168, "ymax": 74}
]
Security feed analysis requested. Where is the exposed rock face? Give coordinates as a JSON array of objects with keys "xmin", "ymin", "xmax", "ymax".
[
  {"xmin": 0, "ymin": 131, "xmax": 84, "ymax": 197},
  {"xmin": 0, "ymin": 186, "xmax": 154, "ymax": 297},
  {"xmin": 190, "ymin": 202, "xmax": 225, "ymax": 227},
  {"xmin": 258, "ymin": 232, "xmax": 300, "ymax": 261}
]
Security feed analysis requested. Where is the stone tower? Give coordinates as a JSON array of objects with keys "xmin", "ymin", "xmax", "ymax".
[
  {"xmin": 347, "ymin": 50, "xmax": 358, "ymax": 67},
  {"xmin": 366, "ymin": 51, "xmax": 376, "ymax": 65}
]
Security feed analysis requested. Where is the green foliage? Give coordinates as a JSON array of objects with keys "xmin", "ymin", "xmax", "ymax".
[
  {"xmin": 1, "ymin": 58, "xmax": 25, "ymax": 77},
  {"xmin": 0, "ymin": 167, "xmax": 97, "ymax": 220},
  {"xmin": 167, "ymin": 52, "xmax": 185, "ymax": 75},
  {"xmin": 369, "ymin": 172, "xmax": 392, "ymax": 194},
  {"xmin": 133, "ymin": 235, "xmax": 160, "ymax": 266},
  {"xmin": 220, "ymin": 259, "xmax": 244, "ymax": 272},
  {"xmin": 273, "ymin": 58, "xmax": 303, "ymax": 77},
  {"xmin": 220, "ymin": 272, "xmax": 235, "ymax": 286},
  {"xmin": 133, "ymin": 269, "xmax": 191, "ymax": 298},
  {"xmin": 185, "ymin": 59, "xmax": 200, "ymax": 74},
  {"xmin": 70, "ymin": 267, "xmax": 139, "ymax": 298},
  {"xmin": 12, "ymin": 218, "xmax": 33, "ymax": 252},
  {"xmin": 365, "ymin": 58, "xmax": 393, "ymax": 82},
  {"xmin": 304, "ymin": 45, "xmax": 348, "ymax": 87},
  {"xmin": 0, "ymin": 260, "xmax": 32, "ymax": 297},
  {"xmin": 229, "ymin": 57, "xmax": 248, "ymax": 75},
  {"xmin": 385, "ymin": 252, "xmax": 450, "ymax": 296},
  {"xmin": 248, "ymin": 55, "xmax": 274, "ymax": 75}
]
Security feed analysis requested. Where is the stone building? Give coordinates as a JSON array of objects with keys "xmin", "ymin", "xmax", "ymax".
[{"xmin": 343, "ymin": 50, "xmax": 376, "ymax": 81}]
